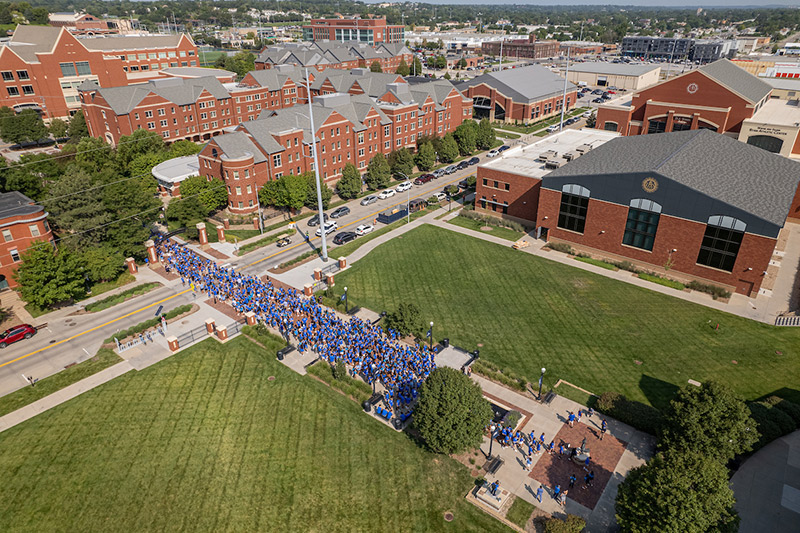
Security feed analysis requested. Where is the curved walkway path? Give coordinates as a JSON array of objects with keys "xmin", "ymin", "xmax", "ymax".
[{"xmin": 731, "ymin": 429, "xmax": 800, "ymax": 533}]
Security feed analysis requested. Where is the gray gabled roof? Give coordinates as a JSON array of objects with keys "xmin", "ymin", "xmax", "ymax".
[
  {"xmin": 0, "ymin": 191, "xmax": 43, "ymax": 219},
  {"xmin": 545, "ymin": 128, "xmax": 800, "ymax": 227},
  {"xmin": 211, "ymin": 132, "xmax": 267, "ymax": 164},
  {"xmin": 698, "ymin": 59, "xmax": 772, "ymax": 104},
  {"xmin": 90, "ymin": 77, "xmax": 230, "ymax": 114},
  {"xmin": 456, "ymin": 65, "xmax": 577, "ymax": 104},
  {"xmin": 79, "ymin": 34, "xmax": 190, "ymax": 51},
  {"xmin": 568, "ymin": 62, "xmax": 660, "ymax": 76},
  {"xmin": 5, "ymin": 25, "xmax": 63, "ymax": 62}
]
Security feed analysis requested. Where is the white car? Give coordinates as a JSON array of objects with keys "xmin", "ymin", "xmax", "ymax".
[
  {"xmin": 355, "ymin": 224, "xmax": 374, "ymax": 236},
  {"xmin": 378, "ymin": 189, "xmax": 396, "ymax": 199},
  {"xmin": 487, "ymin": 149, "xmax": 500, "ymax": 158},
  {"xmin": 434, "ymin": 192, "xmax": 447, "ymax": 202},
  {"xmin": 396, "ymin": 181, "xmax": 412, "ymax": 193},
  {"xmin": 315, "ymin": 221, "xmax": 338, "ymax": 236}
]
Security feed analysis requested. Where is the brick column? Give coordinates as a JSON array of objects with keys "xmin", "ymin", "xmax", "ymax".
[
  {"xmin": 313, "ymin": 268, "xmax": 322, "ymax": 281},
  {"xmin": 145, "ymin": 239, "xmax": 158, "ymax": 265},
  {"xmin": 338, "ymin": 256, "xmax": 346, "ymax": 269},
  {"xmin": 216, "ymin": 225, "xmax": 225, "ymax": 242},
  {"xmin": 196, "ymin": 222, "xmax": 208, "ymax": 245},
  {"xmin": 126, "ymin": 257, "xmax": 138, "ymax": 274},
  {"xmin": 167, "ymin": 336, "xmax": 179, "ymax": 352},
  {"xmin": 205, "ymin": 318, "xmax": 216, "ymax": 335},
  {"xmin": 253, "ymin": 216, "xmax": 260, "ymax": 230},
  {"xmin": 303, "ymin": 283, "xmax": 313, "ymax": 297},
  {"xmin": 325, "ymin": 273, "xmax": 335, "ymax": 286},
  {"xmin": 216, "ymin": 325, "xmax": 228, "ymax": 341},
  {"xmin": 245, "ymin": 311, "xmax": 256, "ymax": 325},
  {"xmin": 223, "ymin": 218, "xmax": 230, "ymax": 229}
]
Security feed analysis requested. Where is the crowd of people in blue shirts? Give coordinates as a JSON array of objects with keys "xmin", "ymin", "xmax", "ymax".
[{"xmin": 155, "ymin": 238, "xmax": 437, "ymax": 408}]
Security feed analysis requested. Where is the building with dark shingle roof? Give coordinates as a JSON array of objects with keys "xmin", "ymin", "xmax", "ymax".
[
  {"xmin": 455, "ymin": 65, "xmax": 579, "ymax": 124},
  {"xmin": 596, "ymin": 58, "xmax": 775, "ymax": 141},
  {"xmin": 532, "ymin": 129, "xmax": 800, "ymax": 297},
  {"xmin": 255, "ymin": 41, "xmax": 413, "ymax": 74},
  {"xmin": 0, "ymin": 191, "xmax": 53, "ymax": 290}
]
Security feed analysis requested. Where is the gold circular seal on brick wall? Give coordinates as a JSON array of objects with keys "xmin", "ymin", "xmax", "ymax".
[{"xmin": 642, "ymin": 177, "xmax": 659, "ymax": 193}]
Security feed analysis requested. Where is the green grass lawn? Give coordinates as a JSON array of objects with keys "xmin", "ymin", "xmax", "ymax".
[
  {"xmin": 333, "ymin": 225, "xmax": 800, "ymax": 409},
  {"xmin": 505, "ymin": 497, "xmax": 535, "ymax": 529},
  {"xmin": 447, "ymin": 215, "xmax": 525, "ymax": 242},
  {"xmin": 0, "ymin": 335, "xmax": 506, "ymax": 532}
]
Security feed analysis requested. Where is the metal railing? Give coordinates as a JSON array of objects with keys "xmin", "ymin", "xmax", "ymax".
[
  {"xmin": 116, "ymin": 326, "xmax": 165, "ymax": 354},
  {"xmin": 175, "ymin": 324, "xmax": 209, "ymax": 347},
  {"xmin": 775, "ymin": 316, "xmax": 800, "ymax": 327}
]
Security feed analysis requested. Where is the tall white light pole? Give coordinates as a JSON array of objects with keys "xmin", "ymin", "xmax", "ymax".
[
  {"xmin": 305, "ymin": 68, "xmax": 328, "ymax": 262},
  {"xmin": 559, "ymin": 46, "xmax": 571, "ymax": 132}
]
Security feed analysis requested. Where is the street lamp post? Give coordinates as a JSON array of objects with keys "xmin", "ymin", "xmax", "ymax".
[
  {"xmin": 343, "ymin": 286, "xmax": 348, "ymax": 314},
  {"xmin": 304, "ymin": 68, "xmax": 328, "ymax": 262},
  {"xmin": 396, "ymin": 172, "xmax": 411, "ymax": 224},
  {"xmin": 371, "ymin": 363, "xmax": 377, "ymax": 393},
  {"xmin": 538, "ymin": 367, "xmax": 546, "ymax": 400},
  {"xmin": 488, "ymin": 427, "xmax": 496, "ymax": 459},
  {"xmin": 429, "ymin": 321, "xmax": 434, "ymax": 349}
]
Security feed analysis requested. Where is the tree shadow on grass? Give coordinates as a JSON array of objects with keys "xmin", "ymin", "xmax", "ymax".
[
  {"xmin": 756, "ymin": 387, "xmax": 800, "ymax": 406},
  {"xmin": 639, "ymin": 374, "xmax": 679, "ymax": 412}
]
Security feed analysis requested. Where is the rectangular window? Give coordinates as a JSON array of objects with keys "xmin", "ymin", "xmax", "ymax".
[
  {"xmin": 75, "ymin": 61, "xmax": 91, "ymax": 76},
  {"xmin": 59, "ymin": 62, "xmax": 77, "ymax": 77},
  {"xmin": 2, "ymin": 229, "xmax": 12, "ymax": 242},
  {"xmin": 235, "ymin": 186, "xmax": 242, "ymax": 195},
  {"xmin": 273, "ymin": 154, "xmax": 282, "ymax": 168},
  {"xmin": 16, "ymin": 70, "xmax": 29, "ymax": 80},
  {"xmin": 160, "ymin": 120, "xmax": 167, "ymax": 127},
  {"xmin": 557, "ymin": 193, "xmax": 589, "ymax": 234},
  {"xmin": 6, "ymin": 87, "xmax": 19, "ymax": 96},
  {"xmin": 22, "ymin": 85, "xmax": 34, "ymax": 95},
  {"xmin": 623, "ymin": 208, "xmax": 660, "ymax": 251},
  {"xmin": 233, "ymin": 170, "xmax": 240, "ymax": 180},
  {"xmin": 697, "ymin": 225, "xmax": 744, "ymax": 272},
  {"xmin": 29, "ymin": 224, "xmax": 40, "ymax": 237},
  {"xmin": 10, "ymin": 249, "xmax": 20, "ymax": 262},
  {"xmin": 1, "ymin": 71, "xmax": 13, "ymax": 81},
  {"xmin": 145, "ymin": 110, "xmax": 153, "ymax": 118}
]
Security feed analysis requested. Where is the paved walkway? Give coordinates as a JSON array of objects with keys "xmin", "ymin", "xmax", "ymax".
[{"xmin": 732, "ymin": 429, "xmax": 800, "ymax": 533}]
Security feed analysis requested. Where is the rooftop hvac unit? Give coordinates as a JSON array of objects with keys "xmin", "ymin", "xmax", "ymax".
[
  {"xmin": 537, "ymin": 150, "xmax": 558, "ymax": 161},
  {"xmin": 576, "ymin": 144, "xmax": 593, "ymax": 154},
  {"xmin": 563, "ymin": 151, "xmax": 580, "ymax": 161},
  {"xmin": 545, "ymin": 159, "xmax": 563, "ymax": 169}
]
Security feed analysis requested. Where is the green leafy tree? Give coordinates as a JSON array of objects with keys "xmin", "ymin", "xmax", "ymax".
[
  {"xmin": 179, "ymin": 175, "xmax": 227, "ymax": 212},
  {"xmin": 220, "ymin": 51, "xmax": 256, "ymax": 77},
  {"xmin": 415, "ymin": 142, "xmax": 436, "ymax": 171},
  {"xmin": 438, "ymin": 133, "xmax": 459, "ymax": 163},
  {"xmin": 169, "ymin": 140, "xmax": 201, "ymax": 157},
  {"xmin": 49, "ymin": 118, "xmax": 68, "ymax": 139},
  {"xmin": 415, "ymin": 367, "xmax": 493, "ymax": 454},
  {"xmin": 616, "ymin": 451, "xmax": 739, "ymax": 533},
  {"xmin": 116, "ymin": 129, "xmax": 167, "ymax": 174},
  {"xmin": 388, "ymin": 148, "xmax": 415, "ymax": 178},
  {"xmin": 80, "ymin": 245, "xmax": 124, "ymax": 284},
  {"xmin": 412, "ymin": 57, "xmax": 423, "ymax": 76},
  {"xmin": 67, "ymin": 110, "xmax": 89, "ymax": 140},
  {"xmin": 45, "ymin": 168, "xmax": 112, "ymax": 246},
  {"xmin": 336, "ymin": 163, "xmax": 362, "ymax": 199},
  {"xmin": 74, "ymin": 136, "xmax": 115, "ymax": 173},
  {"xmin": 660, "ymin": 381, "xmax": 759, "ymax": 464},
  {"xmin": 3, "ymin": 153, "xmax": 61, "ymax": 200},
  {"xmin": 365, "ymin": 153, "xmax": 391, "ymax": 190},
  {"xmin": 258, "ymin": 179, "xmax": 279, "ymax": 207},
  {"xmin": 543, "ymin": 514, "xmax": 586, "ymax": 533},
  {"xmin": 304, "ymin": 171, "xmax": 333, "ymax": 210},
  {"xmin": 166, "ymin": 196, "xmax": 209, "ymax": 228},
  {"xmin": 129, "ymin": 152, "xmax": 168, "ymax": 180},
  {"xmin": 385, "ymin": 302, "xmax": 421, "ymax": 337},
  {"xmin": 453, "ymin": 122, "xmax": 477, "ymax": 155},
  {"xmin": 369, "ymin": 60, "xmax": 383, "ymax": 73},
  {"xmin": 275, "ymin": 174, "xmax": 311, "ymax": 212},
  {"xmin": 443, "ymin": 72, "xmax": 451, "ymax": 80},
  {"xmin": 14, "ymin": 244, "xmax": 86, "ymax": 308},
  {"xmin": 101, "ymin": 175, "xmax": 160, "ymax": 259},
  {"xmin": 586, "ymin": 114, "xmax": 597, "ymax": 128},
  {"xmin": 0, "ymin": 108, "xmax": 48, "ymax": 144},
  {"xmin": 395, "ymin": 58, "xmax": 410, "ymax": 76},
  {"xmin": 476, "ymin": 119, "xmax": 496, "ymax": 150},
  {"xmin": 458, "ymin": 58, "xmax": 467, "ymax": 69}
]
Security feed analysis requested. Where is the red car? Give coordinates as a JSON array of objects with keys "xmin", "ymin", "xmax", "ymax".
[
  {"xmin": 413, "ymin": 174, "xmax": 435, "ymax": 185},
  {"xmin": 0, "ymin": 324, "xmax": 36, "ymax": 348}
]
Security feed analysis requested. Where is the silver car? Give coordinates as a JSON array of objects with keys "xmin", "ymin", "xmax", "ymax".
[{"xmin": 360, "ymin": 195, "xmax": 378, "ymax": 206}]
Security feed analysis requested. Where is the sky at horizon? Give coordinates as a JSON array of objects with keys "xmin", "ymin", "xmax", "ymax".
[{"xmin": 362, "ymin": 1, "xmax": 796, "ymax": 7}]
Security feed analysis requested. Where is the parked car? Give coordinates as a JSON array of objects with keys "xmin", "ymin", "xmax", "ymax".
[
  {"xmin": 576, "ymin": 93, "xmax": 585, "ymax": 99},
  {"xmin": 332, "ymin": 231, "xmax": 357, "ymax": 245},
  {"xmin": 0, "ymin": 324, "xmax": 36, "ymax": 348},
  {"xmin": 360, "ymin": 195, "xmax": 378, "ymax": 206},
  {"xmin": 276, "ymin": 236, "xmax": 291, "ymax": 248},
  {"xmin": 432, "ymin": 169, "xmax": 446, "ymax": 178},
  {"xmin": 468, "ymin": 156, "xmax": 480, "ymax": 165},
  {"xmin": 456, "ymin": 161, "xmax": 470, "ymax": 170},
  {"xmin": 355, "ymin": 224, "xmax": 374, "ymax": 236},
  {"xmin": 601, "ymin": 94, "xmax": 612, "ymax": 100},
  {"xmin": 458, "ymin": 178, "xmax": 471, "ymax": 189},
  {"xmin": 445, "ymin": 165, "xmax": 457, "ymax": 174},
  {"xmin": 396, "ymin": 181, "xmax": 412, "ymax": 193},
  {"xmin": 378, "ymin": 189, "xmax": 396, "ymax": 199},
  {"xmin": 330, "ymin": 206, "xmax": 350, "ymax": 219},
  {"xmin": 592, "ymin": 97, "xmax": 604, "ymax": 103},
  {"xmin": 499, "ymin": 145, "xmax": 510, "ymax": 152},
  {"xmin": 414, "ymin": 174, "xmax": 435, "ymax": 185},
  {"xmin": 487, "ymin": 149, "xmax": 500, "ymax": 157},
  {"xmin": 581, "ymin": 87, "xmax": 592, "ymax": 93},
  {"xmin": 591, "ymin": 89, "xmax": 603, "ymax": 95},
  {"xmin": 582, "ymin": 110, "xmax": 593, "ymax": 118},
  {"xmin": 434, "ymin": 192, "xmax": 447, "ymax": 202},
  {"xmin": 315, "ymin": 221, "xmax": 338, "ymax": 236},
  {"xmin": 546, "ymin": 124, "xmax": 560, "ymax": 133},
  {"xmin": 308, "ymin": 213, "xmax": 328, "ymax": 226}
]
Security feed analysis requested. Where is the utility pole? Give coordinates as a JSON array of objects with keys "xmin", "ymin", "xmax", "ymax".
[
  {"xmin": 305, "ymin": 68, "xmax": 328, "ymax": 262},
  {"xmin": 559, "ymin": 46, "xmax": 571, "ymax": 132}
]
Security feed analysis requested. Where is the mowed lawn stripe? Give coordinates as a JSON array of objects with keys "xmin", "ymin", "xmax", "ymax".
[{"xmin": 335, "ymin": 225, "xmax": 800, "ymax": 408}]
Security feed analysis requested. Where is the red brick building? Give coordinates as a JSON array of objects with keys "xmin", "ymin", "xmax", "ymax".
[
  {"xmin": 197, "ymin": 72, "xmax": 471, "ymax": 213},
  {"xmin": 81, "ymin": 66, "xmax": 304, "ymax": 146},
  {"xmin": 456, "ymin": 65, "xmax": 578, "ymax": 124},
  {"xmin": 481, "ymin": 37, "xmax": 559, "ymax": 60},
  {"xmin": 255, "ymin": 41, "xmax": 413, "ymax": 74},
  {"xmin": 0, "ymin": 25, "xmax": 198, "ymax": 119},
  {"xmin": 302, "ymin": 16, "xmax": 405, "ymax": 44},
  {"xmin": 0, "ymin": 192, "xmax": 54, "ymax": 290},
  {"xmin": 596, "ymin": 59, "xmax": 773, "ymax": 136},
  {"xmin": 535, "ymin": 129, "xmax": 800, "ymax": 297}
]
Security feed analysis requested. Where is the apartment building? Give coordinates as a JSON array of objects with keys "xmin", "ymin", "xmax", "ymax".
[
  {"xmin": 255, "ymin": 41, "xmax": 413, "ymax": 73},
  {"xmin": 0, "ymin": 192, "xmax": 53, "ymax": 290},
  {"xmin": 302, "ymin": 17, "xmax": 405, "ymax": 44}
]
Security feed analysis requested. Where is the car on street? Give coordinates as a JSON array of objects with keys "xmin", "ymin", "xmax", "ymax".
[
  {"xmin": 355, "ymin": 224, "xmax": 374, "ymax": 236},
  {"xmin": 432, "ymin": 169, "xmax": 446, "ymax": 178},
  {"xmin": 396, "ymin": 181, "xmax": 412, "ymax": 193},
  {"xmin": 546, "ymin": 124, "xmax": 561, "ymax": 133},
  {"xmin": 332, "ymin": 231, "xmax": 357, "ymax": 245},
  {"xmin": 487, "ymin": 149, "xmax": 500, "ymax": 157},
  {"xmin": 315, "ymin": 221, "xmax": 338, "ymax": 236},
  {"xmin": 582, "ymin": 111, "xmax": 593, "ymax": 118},
  {"xmin": 456, "ymin": 161, "xmax": 469, "ymax": 170},
  {"xmin": 601, "ymin": 94, "xmax": 612, "ymax": 100},
  {"xmin": 276, "ymin": 236, "xmax": 291, "ymax": 248},
  {"xmin": 581, "ymin": 87, "xmax": 591, "ymax": 93},
  {"xmin": 378, "ymin": 189, "xmax": 396, "ymax": 199},
  {"xmin": 499, "ymin": 145, "xmax": 510, "ymax": 152},
  {"xmin": 445, "ymin": 165, "xmax": 457, "ymax": 174},
  {"xmin": 308, "ymin": 213, "xmax": 328, "ymax": 226},
  {"xmin": 414, "ymin": 174, "xmax": 435, "ymax": 185},
  {"xmin": 330, "ymin": 206, "xmax": 350, "ymax": 218},
  {"xmin": 592, "ymin": 97, "xmax": 604, "ymax": 103},
  {"xmin": 458, "ymin": 178, "xmax": 471, "ymax": 189},
  {"xmin": 0, "ymin": 324, "xmax": 36, "ymax": 348},
  {"xmin": 434, "ymin": 192, "xmax": 447, "ymax": 202},
  {"xmin": 360, "ymin": 195, "xmax": 378, "ymax": 206},
  {"xmin": 468, "ymin": 156, "xmax": 480, "ymax": 165}
]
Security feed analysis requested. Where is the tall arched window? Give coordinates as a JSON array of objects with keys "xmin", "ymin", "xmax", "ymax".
[
  {"xmin": 603, "ymin": 121, "xmax": 618, "ymax": 132},
  {"xmin": 746, "ymin": 135, "xmax": 783, "ymax": 154},
  {"xmin": 557, "ymin": 184, "xmax": 590, "ymax": 234},
  {"xmin": 494, "ymin": 102, "xmax": 505, "ymax": 121},
  {"xmin": 697, "ymin": 215, "xmax": 746, "ymax": 272},
  {"xmin": 623, "ymin": 199, "xmax": 662, "ymax": 251}
]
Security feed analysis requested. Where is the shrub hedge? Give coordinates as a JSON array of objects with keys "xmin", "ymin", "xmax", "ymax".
[
  {"xmin": 544, "ymin": 242, "xmax": 575, "ymax": 255},
  {"xmin": 766, "ymin": 395, "xmax": 800, "ymax": 426},
  {"xmin": 458, "ymin": 210, "xmax": 526, "ymax": 233},
  {"xmin": 471, "ymin": 360, "xmax": 528, "ymax": 392},
  {"xmin": 596, "ymin": 391, "xmax": 663, "ymax": 436},
  {"xmin": 307, "ymin": 361, "xmax": 372, "ymax": 404}
]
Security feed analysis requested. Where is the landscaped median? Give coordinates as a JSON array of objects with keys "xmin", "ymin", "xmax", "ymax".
[{"xmin": 85, "ymin": 282, "xmax": 161, "ymax": 313}]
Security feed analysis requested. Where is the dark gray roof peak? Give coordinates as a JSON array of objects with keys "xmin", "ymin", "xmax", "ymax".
[{"xmin": 698, "ymin": 59, "xmax": 772, "ymax": 104}]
